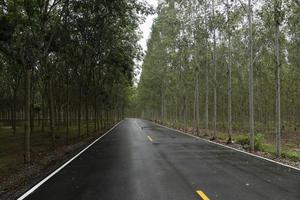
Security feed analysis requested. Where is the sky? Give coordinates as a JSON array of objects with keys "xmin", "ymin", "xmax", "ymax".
[
  {"xmin": 138, "ymin": 0, "xmax": 158, "ymax": 52},
  {"xmin": 135, "ymin": 0, "xmax": 158, "ymax": 84}
]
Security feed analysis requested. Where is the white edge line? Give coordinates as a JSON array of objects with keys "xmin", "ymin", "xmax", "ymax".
[
  {"xmin": 151, "ymin": 121, "xmax": 300, "ymax": 172},
  {"xmin": 134, "ymin": 119, "xmax": 141, "ymax": 130},
  {"xmin": 17, "ymin": 120, "xmax": 123, "ymax": 200}
]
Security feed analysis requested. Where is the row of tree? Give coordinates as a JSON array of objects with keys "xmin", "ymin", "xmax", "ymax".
[
  {"xmin": 0, "ymin": 0, "xmax": 152, "ymax": 163},
  {"xmin": 137, "ymin": 0, "xmax": 300, "ymax": 156}
]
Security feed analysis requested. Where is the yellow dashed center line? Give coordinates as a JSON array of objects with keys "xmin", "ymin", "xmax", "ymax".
[
  {"xmin": 196, "ymin": 190, "xmax": 210, "ymax": 200},
  {"xmin": 147, "ymin": 136, "xmax": 153, "ymax": 142}
]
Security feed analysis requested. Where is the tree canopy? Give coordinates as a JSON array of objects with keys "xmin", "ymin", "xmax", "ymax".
[
  {"xmin": 136, "ymin": 0, "xmax": 300, "ymax": 155},
  {"xmin": 0, "ymin": 0, "xmax": 153, "ymax": 163}
]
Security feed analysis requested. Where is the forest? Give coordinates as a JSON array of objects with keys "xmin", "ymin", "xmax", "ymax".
[
  {"xmin": 136, "ymin": 0, "xmax": 300, "ymax": 160},
  {"xmin": 0, "ymin": 0, "xmax": 152, "ymax": 192},
  {"xmin": 0, "ymin": 0, "xmax": 300, "ymax": 198}
]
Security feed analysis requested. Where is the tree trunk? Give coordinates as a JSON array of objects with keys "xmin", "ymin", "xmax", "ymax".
[
  {"xmin": 48, "ymin": 79, "xmax": 55, "ymax": 146},
  {"xmin": 227, "ymin": 0, "xmax": 232, "ymax": 143},
  {"xmin": 24, "ymin": 69, "xmax": 31, "ymax": 163},
  {"xmin": 12, "ymin": 88, "xmax": 17, "ymax": 135},
  {"xmin": 78, "ymin": 86, "xmax": 82, "ymax": 138},
  {"xmin": 248, "ymin": 0, "xmax": 255, "ymax": 152},
  {"xmin": 194, "ymin": 67, "xmax": 200, "ymax": 135},
  {"xmin": 204, "ymin": 0, "xmax": 209, "ymax": 136},
  {"xmin": 212, "ymin": 0, "xmax": 217, "ymax": 140},
  {"xmin": 100, "ymin": 105, "xmax": 103, "ymax": 131},
  {"xmin": 161, "ymin": 85, "xmax": 164, "ymax": 122},
  {"xmin": 85, "ymin": 92, "xmax": 89, "ymax": 136},
  {"xmin": 30, "ymin": 82, "xmax": 34, "ymax": 134},
  {"xmin": 41, "ymin": 96, "xmax": 45, "ymax": 132},
  {"xmin": 106, "ymin": 109, "xmax": 109, "ymax": 127},
  {"xmin": 275, "ymin": 1, "xmax": 281, "ymax": 157},
  {"xmin": 66, "ymin": 76, "xmax": 70, "ymax": 144},
  {"xmin": 93, "ymin": 73, "xmax": 97, "ymax": 132}
]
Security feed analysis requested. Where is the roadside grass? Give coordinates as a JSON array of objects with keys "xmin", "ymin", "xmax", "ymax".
[
  {"xmin": 259, "ymin": 143, "xmax": 300, "ymax": 162},
  {"xmin": 233, "ymin": 133, "xmax": 264, "ymax": 150},
  {"xmin": 221, "ymin": 132, "xmax": 300, "ymax": 162},
  {"xmin": 156, "ymin": 120, "xmax": 300, "ymax": 163},
  {"xmin": 191, "ymin": 122, "xmax": 300, "ymax": 163}
]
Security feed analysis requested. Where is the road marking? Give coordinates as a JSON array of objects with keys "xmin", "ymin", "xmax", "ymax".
[
  {"xmin": 134, "ymin": 119, "xmax": 142, "ymax": 130},
  {"xmin": 17, "ymin": 120, "xmax": 124, "ymax": 200},
  {"xmin": 196, "ymin": 190, "xmax": 210, "ymax": 200},
  {"xmin": 147, "ymin": 135, "xmax": 153, "ymax": 142},
  {"xmin": 151, "ymin": 121, "xmax": 300, "ymax": 171}
]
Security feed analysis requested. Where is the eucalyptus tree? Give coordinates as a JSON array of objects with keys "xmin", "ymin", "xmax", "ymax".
[
  {"xmin": 225, "ymin": 0, "xmax": 233, "ymax": 143},
  {"xmin": 286, "ymin": 1, "xmax": 300, "ymax": 130},
  {"xmin": 259, "ymin": 0, "xmax": 286, "ymax": 157},
  {"xmin": 273, "ymin": 0, "xmax": 284, "ymax": 157},
  {"xmin": 212, "ymin": 0, "xmax": 217, "ymax": 140},
  {"xmin": 137, "ymin": 0, "xmax": 299, "ymax": 154},
  {"xmin": 204, "ymin": 0, "xmax": 209, "ymax": 136},
  {"xmin": 248, "ymin": 0, "xmax": 255, "ymax": 152}
]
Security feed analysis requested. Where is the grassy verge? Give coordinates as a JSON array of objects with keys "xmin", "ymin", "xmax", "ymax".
[
  {"xmin": 232, "ymin": 134, "xmax": 300, "ymax": 162},
  {"xmin": 155, "ymin": 120, "xmax": 300, "ymax": 163}
]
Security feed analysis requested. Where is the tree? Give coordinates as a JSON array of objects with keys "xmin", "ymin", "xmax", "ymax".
[
  {"xmin": 212, "ymin": 0, "xmax": 217, "ymax": 140},
  {"xmin": 136, "ymin": 0, "xmax": 299, "ymax": 156},
  {"xmin": 226, "ymin": 0, "xmax": 232, "ymax": 143},
  {"xmin": 0, "ymin": 0, "xmax": 152, "ymax": 163},
  {"xmin": 248, "ymin": 0, "xmax": 255, "ymax": 152},
  {"xmin": 274, "ymin": 0, "xmax": 283, "ymax": 157}
]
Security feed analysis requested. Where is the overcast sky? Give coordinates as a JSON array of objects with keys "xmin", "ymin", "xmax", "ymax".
[
  {"xmin": 138, "ymin": 0, "xmax": 158, "ymax": 51},
  {"xmin": 135, "ymin": 0, "xmax": 158, "ymax": 84}
]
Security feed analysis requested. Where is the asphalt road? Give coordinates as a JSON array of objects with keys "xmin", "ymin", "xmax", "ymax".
[{"xmin": 20, "ymin": 118, "xmax": 300, "ymax": 200}]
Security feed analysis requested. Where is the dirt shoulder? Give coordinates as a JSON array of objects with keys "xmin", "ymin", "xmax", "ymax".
[{"xmin": 0, "ymin": 131, "xmax": 110, "ymax": 200}]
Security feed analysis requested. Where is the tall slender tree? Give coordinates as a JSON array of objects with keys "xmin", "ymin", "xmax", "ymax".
[{"xmin": 248, "ymin": 0, "xmax": 255, "ymax": 152}]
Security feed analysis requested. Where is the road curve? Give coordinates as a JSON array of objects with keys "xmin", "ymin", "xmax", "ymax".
[{"xmin": 20, "ymin": 118, "xmax": 300, "ymax": 200}]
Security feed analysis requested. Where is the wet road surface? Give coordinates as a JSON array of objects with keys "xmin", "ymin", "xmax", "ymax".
[{"xmin": 20, "ymin": 118, "xmax": 300, "ymax": 200}]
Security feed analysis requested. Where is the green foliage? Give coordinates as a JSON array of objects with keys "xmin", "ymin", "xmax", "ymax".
[
  {"xmin": 281, "ymin": 151, "xmax": 300, "ymax": 162},
  {"xmin": 235, "ymin": 133, "xmax": 264, "ymax": 150},
  {"xmin": 0, "ymin": 0, "xmax": 153, "ymax": 123},
  {"xmin": 234, "ymin": 135, "xmax": 249, "ymax": 146},
  {"xmin": 260, "ymin": 143, "xmax": 300, "ymax": 162},
  {"xmin": 234, "ymin": 133, "xmax": 265, "ymax": 151},
  {"xmin": 135, "ymin": 0, "xmax": 300, "ymax": 153},
  {"xmin": 0, "ymin": 0, "xmax": 153, "ymax": 164}
]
